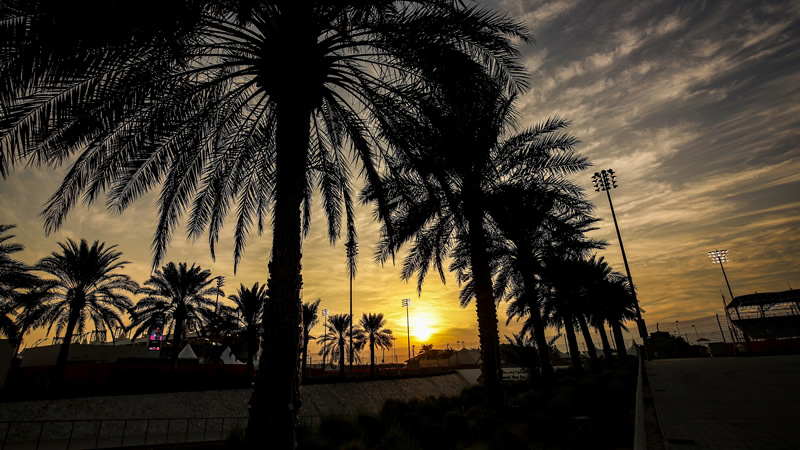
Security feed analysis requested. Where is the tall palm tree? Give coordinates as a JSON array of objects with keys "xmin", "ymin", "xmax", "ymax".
[
  {"xmin": 356, "ymin": 313, "xmax": 392, "ymax": 378},
  {"xmin": 228, "ymin": 282, "xmax": 267, "ymax": 378},
  {"xmin": 302, "ymin": 298, "xmax": 320, "ymax": 377},
  {"xmin": 33, "ymin": 239, "xmax": 137, "ymax": 387},
  {"xmin": 1, "ymin": 2, "xmax": 530, "ymax": 443},
  {"xmin": 130, "ymin": 262, "xmax": 219, "ymax": 373},
  {"xmin": 367, "ymin": 60, "xmax": 583, "ymax": 401},
  {"xmin": 496, "ymin": 192, "xmax": 601, "ymax": 378}
]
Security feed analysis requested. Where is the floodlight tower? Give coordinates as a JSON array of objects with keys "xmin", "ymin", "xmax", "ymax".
[
  {"xmin": 322, "ymin": 309, "xmax": 329, "ymax": 368},
  {"xmin": 345, "ymin": 240, "xmax": 358, "ymax": 370},
  {"xmin": 214, "ymin": 276, "xmax": 225, "ymax": 313},
  {"xmin": 708, "ymin": 249, "xmax": 735, "ymax": 304},
  {"xmin": 592, "ymin": 169, "xmax": 650, "ymax": 344},
  {"xmin": 402, "ymin": 298, "xmax": 411, "ymax": 363}
]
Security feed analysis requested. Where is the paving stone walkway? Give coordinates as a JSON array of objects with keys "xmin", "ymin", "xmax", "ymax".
[{"xmin": 646, "ymin": 355, "xmax": 800, "ymax": 450}]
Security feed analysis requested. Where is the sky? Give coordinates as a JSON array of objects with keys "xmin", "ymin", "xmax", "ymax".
[{"xmin": 1, "ymin": 0, "xmax": 799, "ymax": 360}]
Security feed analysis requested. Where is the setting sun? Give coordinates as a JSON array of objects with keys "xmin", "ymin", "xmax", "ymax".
[{"xmin": 413, "ymin": 316, "xmax": 437, "ymax": 342}]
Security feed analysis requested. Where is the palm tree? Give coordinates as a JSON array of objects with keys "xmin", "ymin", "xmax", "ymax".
[
  {"xmin": 419, "ymin": 343, "xmax": 434, "ymax": 355},
  {"xmin": 2, "ymin": 2, "xmax": 530, "ymax": 444},
  {"xmin": 320, "ymin": 313, "xmax": 364, "ymax": 378},
  {"xmin": 0, "ymin": 225, "xmax": 45, "ymax": 364},
  {"xmin": 302, "ymin": 298, "xmax": 320, "ymax": 377},
  {"xmin": 130, "ymin": 262, "xmax": 219, "ymax": 374},
  {"xmin": 356, "ymin": 313, "xmax": 392, "ymax": 378},
  {"xmin": 33, "ymin": 239, "xmax": 137, "ymax": 387},
  {"xmin": 228, "ymin": 282, "xmax": 268, "ymax": 378},
  {"xmin": 367, "ymin": 59, "xmax": 584, "ymax": 401}
]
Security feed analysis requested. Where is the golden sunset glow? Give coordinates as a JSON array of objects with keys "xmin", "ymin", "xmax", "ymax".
[{"xmin": 412, "ymin": 316, "xmax": 436, "ymax": 343}]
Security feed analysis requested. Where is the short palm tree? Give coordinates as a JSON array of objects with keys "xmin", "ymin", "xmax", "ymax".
[
  {"xmin": 130, "ymin": 262, "xmax": 219, "ymax": 373},
  {"xmin": 356, "ymin": 313, "xmax": 392, "ymax": 378},
  {"xmin": 228, "ymin": 282, "xmax": 267, "ymax": 378},
  {"xmin": 2, "ymin": 2, "xmax": 530, "ymax": 444},
  {"xmin": 34, "ymin": 239, "xmax": 137, "ymax": 387},
  {"xmin": 320, "ymin": 313, "xmax": 363, "ymax": 378},
  {"xmin": 302, "ymin": 298, "xmax": 320, "ymax": 377}
]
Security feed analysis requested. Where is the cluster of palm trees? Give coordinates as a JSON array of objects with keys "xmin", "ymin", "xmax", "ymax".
[
  {"xmin": 0, "ymin": 229, "xmax": 271, "ymax": 385},
  {"xmin": 1, "ymin": 1, "xmax": 644, "ymax": 446}
]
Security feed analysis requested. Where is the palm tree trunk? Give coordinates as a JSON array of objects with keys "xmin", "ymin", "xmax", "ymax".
[
  {"xmin": 170, "ymin": 311, "xmax": 185, "ymax": 377},
  {"xmin": 517, "ymin": 252, "xmax": 554, "ymax": 378},
  {"xmin": 246, "ymin": 101, "xmax": 309, "ymax": 449},
  {"xmin": 465, "ymin": 200, "xmax": 503, "ymax": 403},
  {"xmin": 302, "ymin": 333, "xmax": 310, "ymax": 378},
  {"xmin": 562, "ymin": 316, "xmax": 584, "ymax": 375},
  {"xmin": 577, "ymin": 313, "xmax": 599, "ymax": 365},
  {"xmin": 339, "ymin": 337, "xmax": 346, "ymax": 378},
  {"xmin": 53, "ymin": 294, "xmax": 84, "ymax": 389},
  {"xmin": 245, "ymin": 327, "xmax": 257, "ymax": 380},
  {"xmin": 611, "ymin": 322, "xmax": 628, "ymax": 358},
  {"xmin": 597, "ymin": 323, "xmax": 613, "ymax": 362},
  {"xmin": 370, "ymin": 338, "xmax": 376, "ymax": 378}
]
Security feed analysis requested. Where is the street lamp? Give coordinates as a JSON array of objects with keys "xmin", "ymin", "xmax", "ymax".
[
  {"xmin": 692, "ymin": 324, "xmax": 699, "ymax": 341},
  {"xmin": 322, "ymin": 309, "xmax": 329, "ymax": 369},
  {"xmin": 675, "ymin": 320, "xmax": 681, "ymax": 338},
  {"xmin": 214, "ymin": 276, "xmax": 225, "ymax": 313},
  {"xmin": 345, "ymin": 240, "xmax": 358, "ymax": 371},
  {"xmin": 592, "ymin": 169, "xmax": 650, "ymax": 352},
  {"xmin": 708, "ymin": 249, "xmax": 735, "ymax": 304},
  {"xmin": 402, "ymin": 298, "xmax": 411, "ymax": 363}
]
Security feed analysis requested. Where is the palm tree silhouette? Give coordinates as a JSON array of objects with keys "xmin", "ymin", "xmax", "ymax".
[
  {"xmin": 302, "ymin": 298, "xmax": 320, "ymax": 377},
  {"xmin": 130, "ymin": 262, "xmax": 219, "ymax": 374},
  {"xmin": 321, "ymin": 313, "xmax": 363, "ymax": 378},
  {"xmin": 2, "ymin": 2, "xmax": 530, "ymax": 443},
  {"xmin": 34, "ymin": 239, "xmax": 137, "ymax": 388},
  {"xmin": 356, "ymin": 313, "xmax": 392, "ymax": 378},
  {"xmin": 228, "ymin": 282, "xmax": 267, "ymax": 378},
  {"xmin": 0, "ymin": 225, "xmax": 45, "ymax": 364}
]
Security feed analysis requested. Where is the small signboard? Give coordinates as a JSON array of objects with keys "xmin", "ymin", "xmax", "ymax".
[{"xmin": 148, "ymin": 317, "xmax": 164, "ymax": 351}]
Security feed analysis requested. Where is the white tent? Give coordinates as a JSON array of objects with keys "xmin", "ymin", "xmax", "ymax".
[
  {"xmin": 220, "ymin": 346, "xmax": 244, "ymax": 364},
  {"xmin": 178, "ymin": 344, "xmax": 198, "ymax": 359}
]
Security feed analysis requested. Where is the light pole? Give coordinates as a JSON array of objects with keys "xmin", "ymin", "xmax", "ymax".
[
  {"xmin": 675, "ymin": 321, "xmax": 681, "ymax": 339},
  {"xmin": 322, "ymin": 309, "xmax": 329, "ymax": 369},
  {"xmin": 346, "ymin": 240, "xmax": 358, "ymax": 372},
  {"xmin": 708, "ymin": 249, "xmax": 735, "ymax": 303},
  {"xmin": 402, "ymin": 298, "xmax": 411, "ymax": 364},
  {"xmin": 692, "ymin": 324, "xmax": 699, "ymax": 342},
  {"xmin": 214, "ymin": 276, "xmax": 225, "ymax": 313},
  {"xmin": 592, "ymin": 169, "xmax": 650, "ymax": 354}
]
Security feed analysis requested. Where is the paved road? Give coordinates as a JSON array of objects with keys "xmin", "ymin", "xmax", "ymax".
[{"xmin": 646, "ymin": 355, "xmax": 800, "ymax": 450}]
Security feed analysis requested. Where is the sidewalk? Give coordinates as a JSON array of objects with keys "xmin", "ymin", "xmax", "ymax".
[{"xmin": 646, "ymin": 355, "xmax": 800, "ymax": 450}]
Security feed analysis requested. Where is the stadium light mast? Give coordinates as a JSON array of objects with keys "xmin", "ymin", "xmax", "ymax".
[
  {"xmin": 402, "ymin": 298, "xmax": 411, "ymax": 363},
  {"xmin": 345, "ymin": 240, "xmax": 358, "ymax": 371},
  {"xmin": 592, "ymin": 169, "xmax": 650, "ymax": 346},
  {"xmin": 708, "ymin": 249, "xmax": 735, "ymax": 304},
  {"xmin": 321, "ymin": 309, "xmax": 329, "ymax": 368}
]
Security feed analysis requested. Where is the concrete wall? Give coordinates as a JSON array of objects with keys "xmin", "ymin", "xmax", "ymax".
[{"xmin": 0, "ymin": 372, "xmax": 473, "ymax": 423}]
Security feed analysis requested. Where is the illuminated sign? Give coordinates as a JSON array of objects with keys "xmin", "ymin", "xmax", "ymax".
[{"xmin": 148, "ymin": 316, "xmax": 164, "ymax": 351}]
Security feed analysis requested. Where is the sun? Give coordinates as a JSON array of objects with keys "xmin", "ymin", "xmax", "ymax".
[{"xmin": 413, "ymin": 316, "xmax": 436, "ymax": 342}]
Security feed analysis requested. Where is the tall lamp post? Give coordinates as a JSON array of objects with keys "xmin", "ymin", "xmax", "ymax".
[
  {"xmin": 345, "ymin": 240, "xmax": 358, "ymax": 372},
  {"xmin": 402, "ymin": 298, "xmax": 411, "ymax": 364},
  {"xmin": 708, "ymin": 249, "xmax": 735, "ymax": 303},
  {"xmin": 592, "ymin": 169, "xmax": 650, "ymax": 353},
  {"xmin": 214, "ymin": 276, "xmax": 225, "ymax": 313},
  {"xmin": 322, "ymin": 309, "xmax": 329, "ymax": 369}
]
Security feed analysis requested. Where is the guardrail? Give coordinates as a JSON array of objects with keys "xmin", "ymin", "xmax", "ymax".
[{"xmin": 0, "ymin": 416, "xmax": 246, "ymax": 450}]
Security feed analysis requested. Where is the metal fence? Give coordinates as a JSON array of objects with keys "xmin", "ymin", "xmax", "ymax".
[{"xmin": 0, "ymin": 416, "xmax": 246, "ymax": 450}]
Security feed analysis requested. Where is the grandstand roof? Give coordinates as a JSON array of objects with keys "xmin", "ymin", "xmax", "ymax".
[{"xmin": 726, "ymin": 289, "xmax": 800, "ymax": 309}]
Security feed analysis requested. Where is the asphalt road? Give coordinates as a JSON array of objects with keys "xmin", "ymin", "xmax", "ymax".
[{"xmin": 646, "ymin": 354, "xmax": 800, "ymax": 450}]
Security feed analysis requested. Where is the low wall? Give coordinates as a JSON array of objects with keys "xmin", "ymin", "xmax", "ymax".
[{"xmin": 0, "ymin": 372, "xmax": 472, "ymax": 423}]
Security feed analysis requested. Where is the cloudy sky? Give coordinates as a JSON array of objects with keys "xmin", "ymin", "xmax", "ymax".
[{"xmin": 1, "ymin": 0, "xmax": 798, "ymax": 358}]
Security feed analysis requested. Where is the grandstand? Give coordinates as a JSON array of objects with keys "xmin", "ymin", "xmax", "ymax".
[{"xmin": 726, "ymin": 288, "xmax": 800, "ymax": 340}]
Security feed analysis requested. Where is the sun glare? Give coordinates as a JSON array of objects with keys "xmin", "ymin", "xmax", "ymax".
[{"xmin": 413, "ymin": 316, "xmax": 436, "ymax": 342}]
